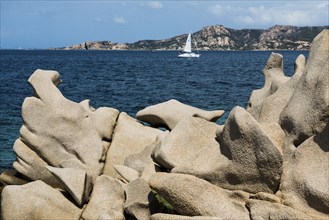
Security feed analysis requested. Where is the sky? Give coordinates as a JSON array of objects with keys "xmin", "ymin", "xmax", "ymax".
[{"xmin": 1, "ymin": 0, "xmax": 328, "ymax": 49}]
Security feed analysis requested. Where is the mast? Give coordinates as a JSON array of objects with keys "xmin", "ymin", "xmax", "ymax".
[{"xmin": 192, "ymin": 33, "xmax": 200, "ymax": 54}]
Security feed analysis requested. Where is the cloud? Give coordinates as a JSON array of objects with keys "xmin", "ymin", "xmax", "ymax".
[
  {"xmin": 237, "ymin": 15, "xmax": 255, "ymax": 24},
  {"xmin": 316, "ymin": 2, "xmax": 329, "ymax": 9},
  {"xmin": 144, "ymin": 1, "xmax": 163, "ymax": 9},
  {"xmin": 113, "ymin": 15, "xmax": 127, "ymax": 24},
  {"xmin": 209, "ymin": 4, "xmax": 235, "ymax": 16},
  {"xmin": 234, "ymin": 2, "xmax": 328, "ymax": 27}
]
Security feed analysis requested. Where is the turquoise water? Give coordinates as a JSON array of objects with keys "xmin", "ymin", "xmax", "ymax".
[{"xmin": 0, "ymin": 50, "xmax": 309, "ymax": 172}]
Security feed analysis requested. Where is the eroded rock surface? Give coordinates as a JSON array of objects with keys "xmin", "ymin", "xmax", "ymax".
[
  {"xmin": 151, "ymin": 214, "xmax": 222, "ymax": 220},
  {"xmin": 279, "ymin": 122, "xmax": 329, "ymax": 218},
  {"xmin": 152, "ymin": 116, "xmax": 219, "ymax": 170},
  {"xmin": 0, "ymin": 169, "xmax": 28, "ymax": 186},
  {"xmin": 81, "ymin": 175, "xmax": 125, "ymax": 220},
  {"xmin": 1, "ymin": 30, "xmax": 329, "ymax": 220},
  {"xmin": 247, "ymin": 199, "xmax": 316, "ymax": 220},
  {"xmin": 103, "ymin": 112, "xmax": 163, "ymax": 177},
  {"xmin": 15, "ymin": 69, "xmax": 119, "ymax": 182},
  {"xmin": 258, "ymin": 54, "xmax": 306, "ymax": 125},
  {"xmin": 1, "ymin": 180, "xmax": 82, "ymax": 220},
  {"xmin": 124, "ymin": 178, "xmax": 158, "ymax": 220},
  {"xmin": 137, "ymin": 99, "xmax": 224, "ymax": 130},
  {"xmin": 247, "ymin": 52, "xmax": 289, "ymax": 120},
  {"xmin": 173, "ymin": 107, "xmax": 283, "ymax": 194},
  {"xmin": 149, "ymin": 173, "xmax": 250, "ymax": 219},
  {"xmin": 279, "ymin": 30, "xmax": 329, "ymax": 146},
  {"xmin": 46, "ymin": 166, "xmax": 91, "ymax": 207},
  {"xmin": 114, "ymin": 165, "xmax": 139, "ymax": 183}
]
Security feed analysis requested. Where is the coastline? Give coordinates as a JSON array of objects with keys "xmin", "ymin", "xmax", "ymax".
[{"xmin": 0, "ymin": 30, "xmax": 328, "ymax": 219}]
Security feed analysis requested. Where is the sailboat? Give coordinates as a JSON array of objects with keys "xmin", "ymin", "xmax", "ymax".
[{"xmin": 178, "ymin": 33, "xmax": 200, "ymax": 58}]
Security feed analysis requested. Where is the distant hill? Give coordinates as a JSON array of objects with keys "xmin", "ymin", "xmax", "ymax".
[{"xmin": 55, "ymin": 25, "xmax": 328, "ymax": 51}]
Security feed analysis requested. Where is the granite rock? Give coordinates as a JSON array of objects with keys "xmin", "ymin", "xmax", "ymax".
[
  {"xmin": 103, "ymin": 112, "xmax": 163, "ymax": 177},
  {"xmin": 258, "ymin": 54, "xmax": 306, "ymax": 125},
  {"xmin": 279, "ymin": 122, "xmax": 329, "ymax": 218},
  {"xmin": 114, "ymin": 165, "xmax": 139, "ymax": 183},
  {"xmin": 152, "ymin": 116, "xmax": 219, "ymax": 170},
  {"xmin": 15, "ymin": 69, "xmax": 119, "ymax": 181},
  {"xmin": 13, "ymin": 139, "xmax": 62, "ymax": 188},
  {"xmin": 124, "ymin": 178, "xmax": 157, "ymax": 220},
  {"xmin": 81, "ymin": 175, "xmax": 125, "ymax": 220},
  {"xmin": 279, "ymin": 30, "xmax": 329, "ymax": 146},
  {"xmin": 0, "ymin": 169, "xmax": 28, "ymax": 186},
  {"xmin": 247, "ymin": 52, "xmax": 289, "ymax": 120},
  {"xmin": 247, "ymin": 199, "xmax": 316, "ymax": 220},
  {"xmin": 136, "ymin": 99, "xmax": 224, "ymax": 130},
  {"xmin": 1, "ymin": 30, "xmax": 329, "ymax": 220},
  {"xmin": 149, "ymin": 173, "xmax": 249, "ymax": 219},
  {"xmin": 124, "ymin": 131, "xmax": 168, "ymax": 175},
  {"xmin": 1, "ymin": 180, "xmax": 82, "ymax": 220},
  {"xmin": 151, "ymin": 213, "xmax": 223, "ymax": 220},
  {"xmin": 174, "ymin": 106, "xmax": 283, "ymax": 194},
  {"xmin": 46, "ymin": 166, "xmax": 91, "ymax": 207},
  {"xmin": 217, "ymin": 106, "xmax": 283, "ymax": 193}
]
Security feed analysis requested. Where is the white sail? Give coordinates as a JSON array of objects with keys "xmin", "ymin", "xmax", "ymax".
[
  {"xmin": 178, "ymin": 32, "xmax": 200, "ymax": 58},
  {"xmin": 182, "ymin": 33, "xmax": 192, "ymax": 53}
]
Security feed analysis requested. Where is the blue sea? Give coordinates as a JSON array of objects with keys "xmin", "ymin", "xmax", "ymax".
[{"xmin": 0, "ymin": 50, "xmax": 309, "ymax": 172}]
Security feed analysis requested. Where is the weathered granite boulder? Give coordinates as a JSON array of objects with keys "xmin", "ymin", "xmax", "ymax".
[
  {"xmin": 0, "ymin": 169, "xmax": 28, "ymax": 186},
  {"xmin": 149, "ymin": 173, "xmax": 249, "ymax": 219},
  {"xmin": 81, "ymin": 175, "xmax": 125, "ymax": 220},
  {"xmin": 247, "ymin": 52, "xmax": 290, "ymax": 120},
  {"xmin": 124, "ymin": 178, "xmax": 158, "ymax": 220},
  {"xmin": 258, "ymin": 54, "xmax": 306, "ymax": 125},
  {"xmin": 1, "ymin": 180, "xmax": 82, "ymax": 219},
  {"xmin": 151, "ymin": 214, "xmax": 222, "ymax": 220},
  {"xmin": 140, "ymin": 162, "xmax": 162, "ymax": 182},
  {"xmin": 247, "ymin": 199, "xmax": 316, "ymax": 220},
  {"xmin": 13, "ymin": 139, "xmax": 62, "ymax": 188},
  {"xmin": 103, "ymin": 112, "xmax": 164, "ymax": 177},
  {"xmin": 152, "ymin": 116, "xmax": 219, "ymax": 170},
  {"xmin": 14, "ymin": 69, "xmax": 119, "ymax": 182},
  {"xmin": 279, "ymin": 122, "xmax": 329, "ymax": 218},
  {"xmin": 114, "ymin": 165, "xmax": 139, "ymax": 183},
  {"xmin": 124, "ymin": 131, "xmax": 168, "ymax": 175},
  {"xmin": 218, "ymin": 107, "xmax": 282, "ymax": 193},
  {"xmin": 46, "ymin": 166, "xmax": 91, "ymax": 207},
  {"xmin": 174, "ymin": 106, "xmax": 283, "ymax": 194},
  {"xmin": 1, "ymin": 30, "xmax": 329, "ymax": 219},
  {"xmin": 136, "ymin": 99, "xmax": 224, "ymax": 130},
  {"xmin": 249, "ymin": 192, "xmax": 282, "ymax": 204},
  {"xmin": 260, "ymin": 123, "xmax": 285, "ymax": 155},
  {"xmin": 124, "ymin": 143, "xmax": 156, "ymax": 175},
  {"xmin": 279, "ymin": 30, "xmax": 329, "ymax": 146}
]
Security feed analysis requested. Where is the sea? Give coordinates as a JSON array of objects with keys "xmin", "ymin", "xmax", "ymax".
[{"xmin": 0, "ymin": 50, "xmax": 309, "ymax": 172}]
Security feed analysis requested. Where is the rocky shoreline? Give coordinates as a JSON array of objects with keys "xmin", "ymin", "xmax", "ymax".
[
  {"xmin": 0, "ymin": 30, "xmax": 328, "ymax": 219},
  {"xmin": 55, "ymin": 25, "xmax": 328, "ymax": 51}
]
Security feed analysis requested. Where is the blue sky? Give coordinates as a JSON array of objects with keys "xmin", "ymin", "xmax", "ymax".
[{"xmin": 1, "ymin": 1, "xmax": 328, "ymax": 49}]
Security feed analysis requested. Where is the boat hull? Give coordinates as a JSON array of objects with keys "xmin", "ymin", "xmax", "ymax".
[{"xmin": 178, "ymin": 52, "xmax": 200, "ymax": 58}]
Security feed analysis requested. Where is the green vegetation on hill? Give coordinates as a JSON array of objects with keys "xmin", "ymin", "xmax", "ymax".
[{"xmin": 58, "ymin": 25, "xmax": 328, "ymax": 51}]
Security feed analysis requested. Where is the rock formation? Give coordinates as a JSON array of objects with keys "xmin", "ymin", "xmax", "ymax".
[
  {"xmin": 152, "ymin": 116, "xmax": 220, "ymax": 170},
  {"xmin": 102, "ymin": 112, "xmax": 164, "ymax": 177},
  {"xmin": 279, "ymin": 29, "xmax": 329, "ymax": 147},
  {"xmin": 149, "ymin": 173, "xmax": 250, "ymax": 219},
  {"xmin": 246, "ymin": 52, "xmax": 290, "ymax": 120},
  {"xmin": 172, "ymin": 106, "xmax": 283, "ymax": 194},
  {"xmin": 57, "ymin": 25, "xmax": 328, "ymax": 51},
  {"xmin": 136, "ymin": 99, "xmax": 224, "ymax": 130},
  {"xmin": 1, "ymin": 30, "xmax": 328, "ymax": 220}
]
